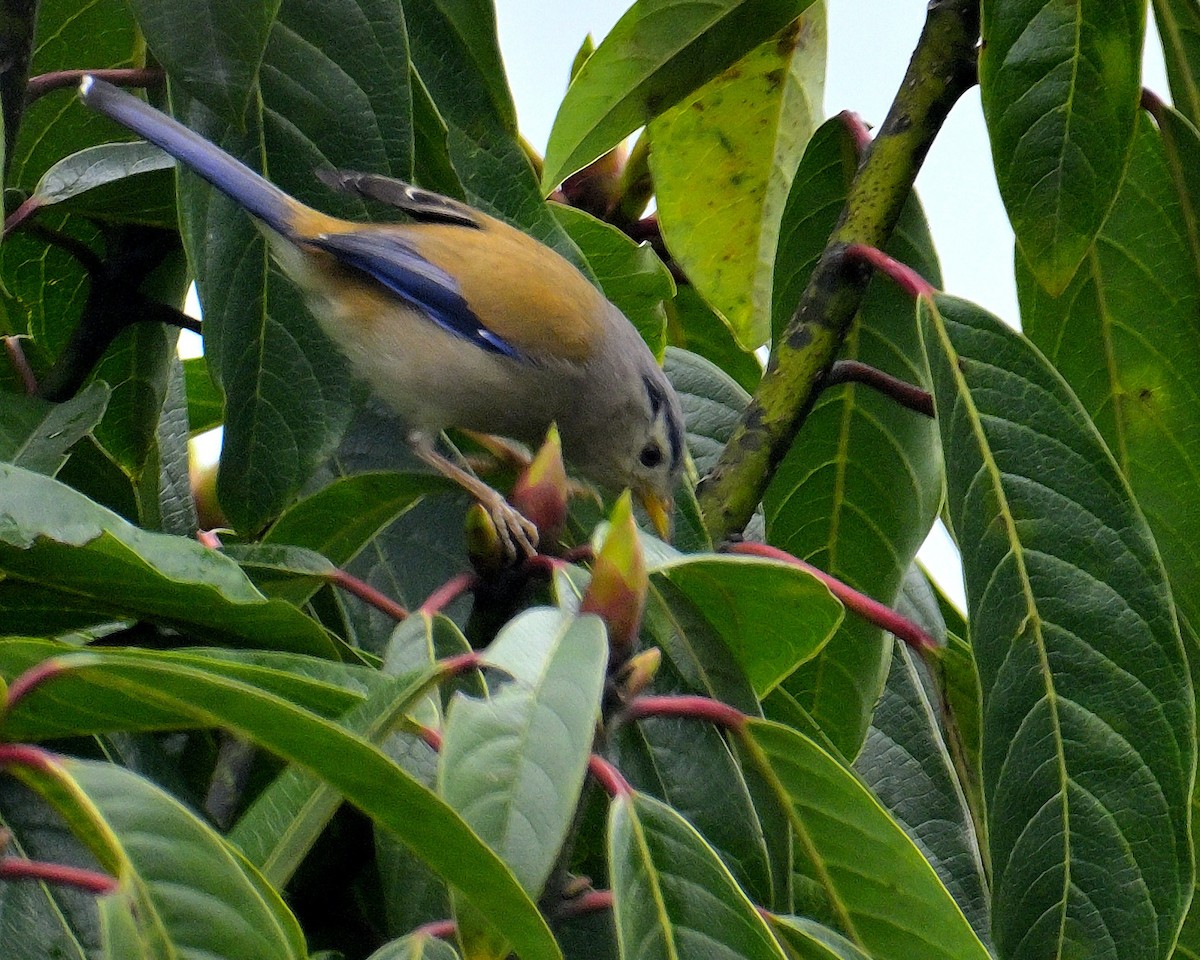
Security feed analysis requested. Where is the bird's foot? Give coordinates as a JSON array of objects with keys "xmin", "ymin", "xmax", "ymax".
[{"xmin": 478, "ymin": 488, "xmax": 539, "ymax": 558}]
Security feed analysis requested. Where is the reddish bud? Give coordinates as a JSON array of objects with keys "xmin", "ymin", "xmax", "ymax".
[
  {"xmin": 580, "ymin": 492, "xmax": 647, "ymax": 663},
  {"xmin": 510, "ymin": 424, "xmax": 570, "ymax": 548}
]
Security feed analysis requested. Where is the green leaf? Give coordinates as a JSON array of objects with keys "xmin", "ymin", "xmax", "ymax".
[
  {"xmin": 764, "ymin": 116, "xmax": 943, "ymax": 759},
  {"xmin": 0, "ymin": 641, "xmax": 377, "ymax": 741},
  {"xmin": 127, "ymin": 0, "xmax": 280, "ymax": 123},
  {"xmin": 979, "ymin": 0, "xmax": 1146, "ymax": 293},
  {"xmin": 744, "ymin": 719, "xmax": 990, "ymax": 960},
  {"xmin": 175, "ymin": 0, "xmax": 413, "ymax": 532},
  {"xmin": 650, "ymin": 554, "xmax": 841, "ymax": 696},
  {"xmin": 0, "ymin": 776, "xmax": 101, "ymax": 959},
  {"xmin": 183, "ymin": 356, "xmax": 223, "ymax": 435},
  {"xmin": 441, "ymin": 610, "xmax": 607, "ymax": 897},
  {"xmin": 614, "ymin": 714, "xmax": 776, "ymax": 907},
  {"xmin": 541, "ymin": 0, "xmax": 818, "ymax": 190},
  {"xmin": 1020, "ymin": 112, "xmax": 1200, "ymax": 658},
  {"xmin": 553, "ymin": 204, "xmax": 672, "ymax": 357},
  {"xmin": 8, "ymin": 757, "xmax": 306, "ymax": 960},
  {"xmin": 0, "ymin": 382, "xmax": 109, "ymax": 475},
  {"xmin": 260, "ymin": 471, "xmax": 448, "ymax": 603},
  {"xmin": 769, "ymin": 916, "xmax": 871, "ymax": 960},
  {"xmin": 5, "ymin": 654, "xmax": 563, "ymax": 960},
  {"xmin": 228, "ymin": 665, "xmax": 436, "ymax": 887},
  {"xmin": 366, "ymin": 935, "xmax": 461, "ymax": 960},
  {"xmin": 608, "ymin": 790, "xmax": 788, "ymax": 960},
  {"xmin": 920, "ymin": 293, "xmax": 1194, "ymax": 960},
  {"xmin": 0, "ymin": 463, "xmax": 336, "ymax": 656},
  {"xmin": 1152, "ymin": 0, "xmax": 1200, "ymax": 126},
  {"xmin": 30, "ymin": 141, "xmax": 177, "ymax": 226},
  {"xmin": 855, "ymin": 639, "xmax": 991, "ymax": 946},
  {"xmin": 649, "ymin": 10, "xmax": 825, "ymax": 349}
]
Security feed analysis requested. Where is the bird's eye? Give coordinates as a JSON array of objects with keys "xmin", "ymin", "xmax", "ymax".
[{"xmin": 639, "ymin": 444, "xmax": 663, "ymax": 469}]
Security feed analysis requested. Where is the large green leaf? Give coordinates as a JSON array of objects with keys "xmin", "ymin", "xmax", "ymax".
[
  {"xmin": 541, "ymin": 0, "xmax": 818, "ymax": 190},
  {"xmin": 649, "ymin": 9, "xmax": 825, "ymax": 349},
  {"xmin": 608, "ymin": 790, "xmax": 788, "ymax": 960},
  {"xmin": 175, "ymin": 0, "xmax": 413, "ymax": 532},
  {"xmin": 3, "ymin": 653, "xmax": 563, "ymax": 960},
  {"xmin": 855, "ymin": 639, "xmax": 990, "ymax": 946},
  {"xmin": 127, "ymin": 0, "xmax": 280, "ymax": 123},
  {"xmin": 1020, "ymin": 112, "xmax": 1200, "ymax": 657},
  {"xmin": 979, "ymin": 0, "xmax": 1146, "ymax": 294},
  {"xmin": 763, "ymin": 117, "xmax": 943, "ymax": 760},
  {"xmin": 28, "ymin": 141, "xmax": 177, "ymax": 226},
  {"xmin": 0, "ymin": 463, "xmax": 336, "ymax": 655},
  {"xmin": 0, "ymin": 641, "xmax": 379, "ymax": 741},
  {"xmin": 441, "ymin": 610, "xmax": 607, "ymax": 897},
  {"xmin": 7, "ymin": 757, "xmax": 305, "ymax": 960},
  {"xmin": 744, "ymin": 719, "xmax": 990, "ymax": 960},
  {"xmin": 921, "ymin": 293, "xmax": 1194, "ymax": 960},
  {"xmin": 650, "ymin": 553, "xmax": 842, "ymax": 697}
]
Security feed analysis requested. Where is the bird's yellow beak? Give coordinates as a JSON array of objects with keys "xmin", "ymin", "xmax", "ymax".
[{"xmin": 639, "ymin": 491, "xmax": 674, "ymax": 541}]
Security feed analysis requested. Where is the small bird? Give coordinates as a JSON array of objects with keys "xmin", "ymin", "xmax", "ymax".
[{"xmin": 79, "ymin": 76, "xmax": 685, "ymax": 556}]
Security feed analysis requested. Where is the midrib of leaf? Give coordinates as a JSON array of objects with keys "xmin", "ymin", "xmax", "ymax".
[
  {"xmin": 620, "ymin": 798, "xmax": 682, "ymax": 960},
  {"xmin": 1153, "ymin": 0, "xmax": 1200, "ymax": 121},
  {"xmin": 925, "ymin": 302, "xmax": 1072, "ymax": 957},
  {"xmin": 1087, "ymin": 245, "xmax": 1130, "ymax": 469},
  {"xmin": 739, "ymin": 732, "xmax": 860, "ymax": 943}
]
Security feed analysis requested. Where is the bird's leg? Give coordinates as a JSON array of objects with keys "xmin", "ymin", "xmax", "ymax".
[
  {"xmin": 459, "ymin": 429, "xmax": 603, "ymax": 506},
  {"xmin": 409, "ymin": 432, "xmax": 539, "ymax": 558}
]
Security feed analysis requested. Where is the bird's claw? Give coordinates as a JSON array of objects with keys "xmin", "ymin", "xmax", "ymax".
[{"xmin": 488, "ymin": 497, "xmax": 539, "ymax": 559}]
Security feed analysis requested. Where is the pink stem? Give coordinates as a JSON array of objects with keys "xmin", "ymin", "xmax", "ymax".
[
  {"xmin": 3, "ymin": 337, "xmax": 38, "ymax": 395},
  {"xmin": 420, "ymin": 573, "xmax": 478, "ymax": 616},
  {"xmin": 588, "ymin": 755, "xmax": 632, "ymax": 797},
  {"xmin": 622, "ymin": 694, "xmax": 746, "ymax": 731},
  {"xmin": 844, "ymin": 243, "xmax": 938, "ymax": 299},
  {"xmin": 728, "ymin": 542, "xmax": 938, "ymax": 651},
  {"xmin": 329, "ymin": 568, "xmax": 409, "ymax": 622},
  {"xmin": 5, "ymin": 660, "xmax": 70, "ymax": 714},
  {"xmin": 826, "ymin": 360, "xmax": 934, "ymax": 418},
  {"xmin": 0, "ymin": 858, "xmax": 119, "ymax": 894}
]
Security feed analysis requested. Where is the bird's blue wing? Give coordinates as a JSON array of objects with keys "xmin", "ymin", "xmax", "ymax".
[{"xmin": 307, "ymin": 231, "xmax": 526, "ymax": 362}]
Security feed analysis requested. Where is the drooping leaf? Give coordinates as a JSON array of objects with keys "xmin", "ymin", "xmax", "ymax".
[
  {"xmin": 921, "ymin": 292, "xmax": 1194, "ymax": 960},
  {"xmin": 541, "ymin": 0, "xmax": 818, "ymax": 190},
  {"xmin": 979, "ymin": 0, "xmax": 1146, "ymax": 293},
  {"xmin": 29, "ymin": 141, "xmax": 177, "ymax": 226},
  {"xmin": 608, "ymin": 790, "xmax": 789, "ymax": 960},
  {"xmin": 4, "ymin": 653, "xmax": 563, "ymax": 960},
  {"xmin": 0, "ymin": 463, "xmax": 336, "ymax": 655},
  {"xmin": 7, "ymin": 757, "xmax": 306, "ymax": 960},
  {"xmin": 744, "ymin": 719, "xmax": 991, "ymax": 960},
  {"xmin": 649, "ymin": 10, "xmax": 825, "ymax": 349},
  {"xmin": 0, "ymin": 382, "xmax": 109, "ymax": 475}
]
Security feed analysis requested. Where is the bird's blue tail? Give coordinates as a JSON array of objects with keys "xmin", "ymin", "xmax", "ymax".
[{"xmin": 79, "ymin": 76, "xmax": 301, "ymax": 238}]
